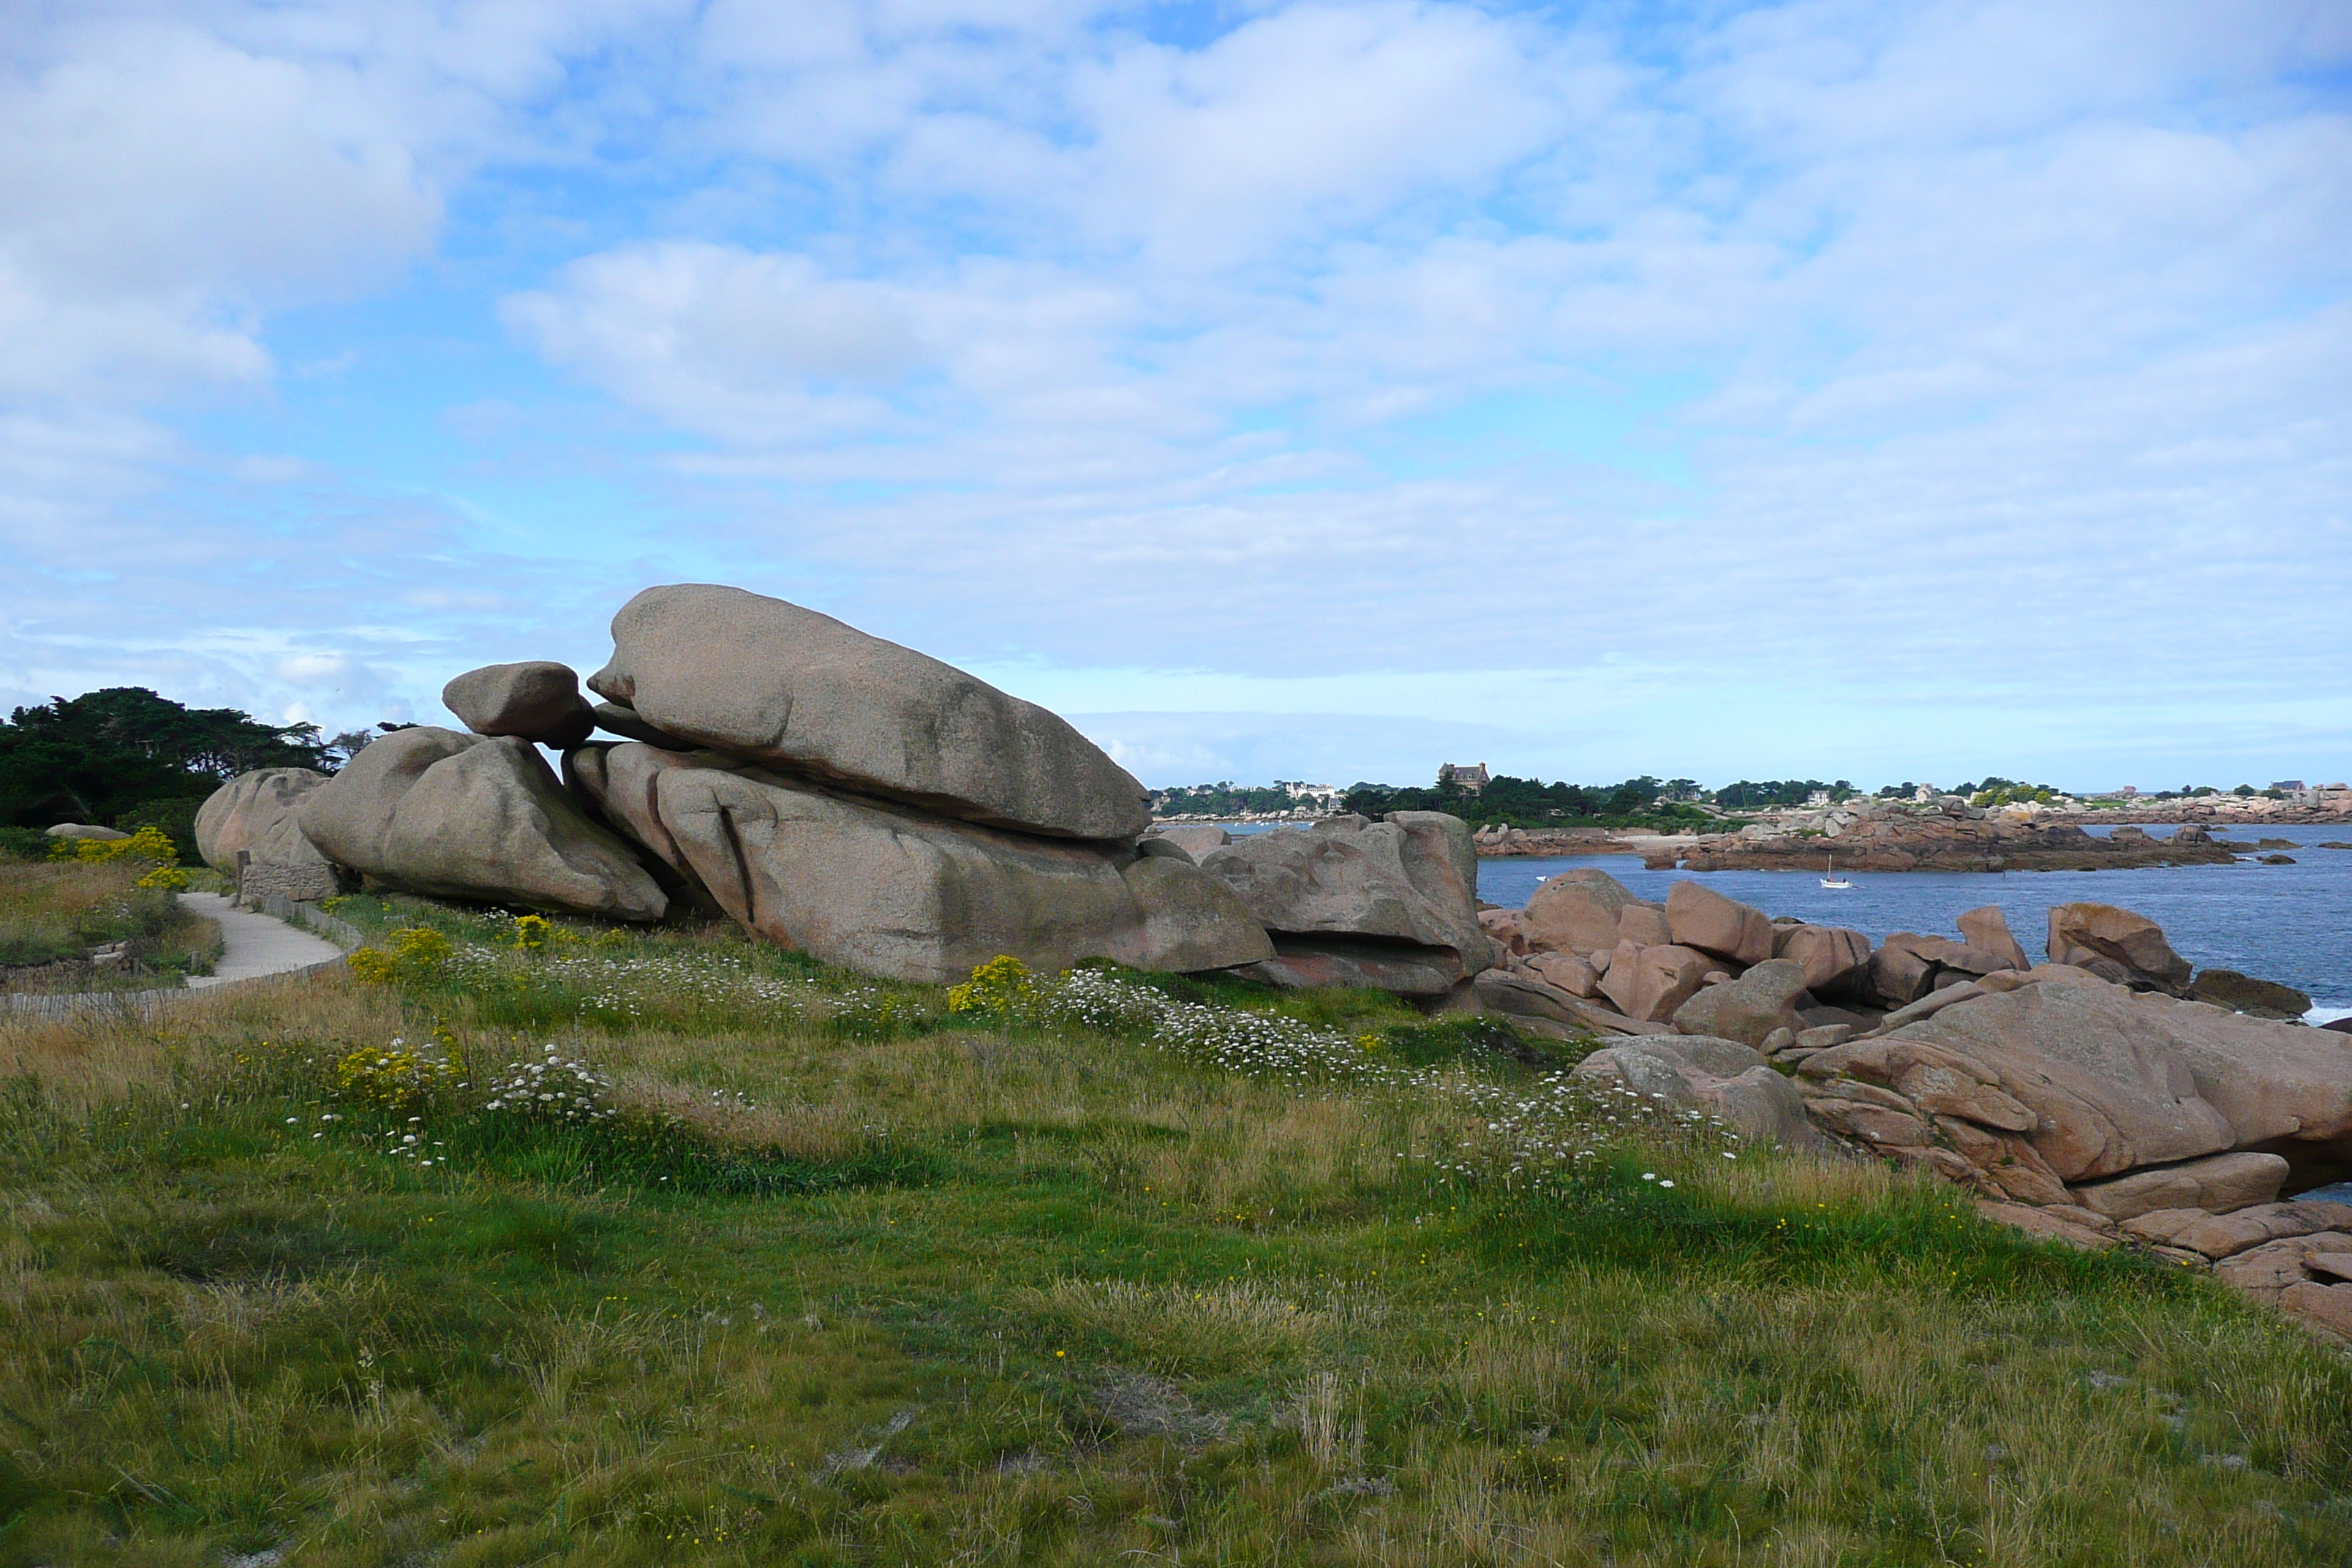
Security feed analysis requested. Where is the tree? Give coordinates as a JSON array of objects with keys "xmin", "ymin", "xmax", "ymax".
[{"xmin": 0, "ymin": 687, "xmax": 330, "ymax": 829}]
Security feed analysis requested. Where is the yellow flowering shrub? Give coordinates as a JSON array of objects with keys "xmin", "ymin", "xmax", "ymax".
[
  {"xmin": 52, "ymin": 824, "xmax": 181, "ymax": 867},
  {"xmin": 333, "ymin": 1037, "xmax": 459, "ymax": 1112},
  {"xmin": 135, "ymin": 864, "xmax": 192, "ymax": 891},
  {"xmin": 946, "ymin": 955, "xmax": 1035, "ymax": 1017},
  {"xmin": 346, "ymin": 926, "xmax": 455, "ymax": 985},
  {"xmin": 513, "ymin": 913, "xmax": 552, "ymax": 951}
]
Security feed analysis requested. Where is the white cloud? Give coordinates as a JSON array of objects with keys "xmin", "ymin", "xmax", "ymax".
[
  {"xmin": 0, "ymin": 23, "xmax": 443, "ymax": 402},
  {"xmin": 1, "ymin": 0, "xmax": 2348, "ymax": 788}
]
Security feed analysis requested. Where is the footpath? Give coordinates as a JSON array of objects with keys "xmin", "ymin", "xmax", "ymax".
[{"xmin": 4, "ymin": 892, "xmax": 358, "ymax": 1018}]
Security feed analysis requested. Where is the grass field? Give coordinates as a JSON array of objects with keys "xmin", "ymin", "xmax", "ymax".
[{"xmin": 4, "ymin": 876, "xmax": 2351, "ymax": 1565}]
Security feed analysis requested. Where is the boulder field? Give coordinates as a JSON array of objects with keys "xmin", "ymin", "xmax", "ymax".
[{"xmin": 1477, "ymin": 865, "xmax": 2352, "ymax": 1337}]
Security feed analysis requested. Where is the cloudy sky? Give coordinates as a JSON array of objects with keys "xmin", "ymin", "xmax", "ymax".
[{"xmin": 3, "ymin": 1, "xmax": 2347, "ymax": 792}]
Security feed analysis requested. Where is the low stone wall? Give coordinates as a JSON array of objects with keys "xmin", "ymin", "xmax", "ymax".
[{"xmin": 254, "ymin": 894, "xmax": 366, "ymax": 951}]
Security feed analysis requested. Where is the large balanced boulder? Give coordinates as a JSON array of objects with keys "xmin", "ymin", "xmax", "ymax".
[
  {"xmin": 301, "ymin": 727, "xmax": 667, "ymax": 920},
  {"xmin": 587, "ymin": 584, "xmax": 1150, "ymax": 840},
  {"xmin": 195, "ymin": 767, "xmax": 344, "ymax": 900},
  {"xmin": 1196, "ymin": 813, "xmax": 1492, "ymax": 997},
  {"xmin": 566, "ymin": 743, "xmax": 1269, "ymax": 982},
  {"xmin": 443, "ymin": 660, "xmax": 595, "ymax": 748},
  {"xmin": 2047, "ymin": 902, "xmax": 2193, "ymax": 992}
]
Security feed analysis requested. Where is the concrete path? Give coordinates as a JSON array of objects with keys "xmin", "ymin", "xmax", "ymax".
[{"xmin": 181, "ymin": 891, "xmax": 347, "ymax": 987}]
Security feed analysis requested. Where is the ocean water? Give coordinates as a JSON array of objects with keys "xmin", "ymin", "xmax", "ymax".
[{"xmin": 1476, "ymin": 824, "xmax": 2352, "ymax": 1012}]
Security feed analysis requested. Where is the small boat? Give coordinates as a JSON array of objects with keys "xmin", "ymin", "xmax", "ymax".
[{"xmin": 1820, "ymin": 853, "xmax": 1853, "ymax": 889}]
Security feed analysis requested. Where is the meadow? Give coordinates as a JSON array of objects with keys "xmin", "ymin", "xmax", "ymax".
[{"xmin": 3, "ymin": 875, "xmax": 2351, "ymax": 1565}]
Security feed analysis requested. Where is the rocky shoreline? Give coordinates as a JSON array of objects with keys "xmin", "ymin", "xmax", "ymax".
[
  {"xmin": 1472, "ymin": 798, "xmax": 2304, "ymax": 872},
  {"xmin": 1472, "ymin": 866, "xmax": 2352, "ymax": 1337}
]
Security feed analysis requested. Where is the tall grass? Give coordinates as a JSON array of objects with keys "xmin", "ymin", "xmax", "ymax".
[{"xmin": 1, "ymin": 870, "xmax": 2348, "ymax": 1564}]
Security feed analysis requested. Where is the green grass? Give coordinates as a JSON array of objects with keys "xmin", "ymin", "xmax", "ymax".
[{"xmin": 3, "ymin": 875, "xmax": 2351, "ymax": 1564}]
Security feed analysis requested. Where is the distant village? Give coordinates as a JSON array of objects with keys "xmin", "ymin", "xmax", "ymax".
[{"xmin": 1150, "ymin": 766, "xmax": 2352, "ymax": 825}]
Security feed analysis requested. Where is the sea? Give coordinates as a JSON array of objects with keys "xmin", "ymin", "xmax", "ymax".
[{"xmin": 1219, "ymin": 821, "xmax": 2352, "ymax": 1018}]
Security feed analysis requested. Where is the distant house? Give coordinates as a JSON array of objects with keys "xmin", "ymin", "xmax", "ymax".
[
  {"xmin": 2272, "ymin": 780, "xmax": 2307, "ymax": 793},
  {"xmin": 1439, "ymin": 763, "xmax": 1490, "ymax": 794}
]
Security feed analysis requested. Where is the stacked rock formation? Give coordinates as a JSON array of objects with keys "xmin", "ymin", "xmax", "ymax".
[{"xmin": 201, "ymin": 584, "xmax": 1532, "ymax": 987}]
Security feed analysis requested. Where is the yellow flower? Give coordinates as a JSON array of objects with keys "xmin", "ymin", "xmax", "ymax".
[{"xmin": 946, "ymin": 954, "xmax": 1035, "ymax": 1016}]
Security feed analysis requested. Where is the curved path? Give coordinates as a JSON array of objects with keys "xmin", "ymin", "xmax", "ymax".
[
  {"xmin": 4, "ymin": 892, "xmax": 352, "ymax": 1017},
  {"xmin": 181, "ymin": 892, "xmax": 347, "ymax": 987}
]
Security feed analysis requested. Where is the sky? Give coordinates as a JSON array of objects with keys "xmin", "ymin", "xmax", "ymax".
[{"xmin": 2, "ymin": 0, "xmax": 2348, "ymax": 794}]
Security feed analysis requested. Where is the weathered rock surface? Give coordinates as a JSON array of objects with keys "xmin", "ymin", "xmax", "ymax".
[
  {"xmin": 2279, "ymin": 1279, "xmax": 2352, "ymax": 1338},
  {"xmin": 568, "ymin": 743, "xmax": 1269, "ymax": 982},
  {"xmin": 1617, "ymin": 904, "xmax": 1673, "ymax": 947},
  {"xmin": 2068, "ymin": 1151, "xmax": 2290, "ymax": 1221},
  {"xmin": 301, "ymin": 727, "xmax": 668, "ymax": 921},
  {"xmin": 1665, "ymin": 881, "xmax": 1774, "ymax": 965},
  {"xmin": 1521, "ymin": 869, "xmax": 1639, "ymax": 954},
  {"xmin": 1196, "ymin": 813, "xmax": 1491, "ymax": 995},
  {"xmin": 2188, "ymin": 968, "xmax": 2313, "ymax": 1020},
  {"xmin": 590, "ymin": 700, "xmax": 698, "ymax": 749},
  {"xmin": 1863, "ymin": 941, "xmax": 1936, "ymax": 1008},
  {"xmin": 1956, "ymin": 905, "xmax": 2031, "ymax": 972},
  {"xmin": 1978, "ymin": 1200, "xmax": 2117, "ymax": 1250},
  {"xmin": 1597, "ymin": 941, "xmax": 1714, "ymax": 1022},
  {"xmin": 1771, "ymin": 923, "xmax": 1871, "ymax": 993},
  {"xmin": 195, "ymin": 767, "xmax": 344, "ymax": 900},
  {"xmin": 588, "ymin": 584, "xmax": 1151, "ymax": 839},
  {"xmin": 1477, "ymin": 907, "xmax": 1529, "ymax": 956},
  {"xmin": 1521, "ymin": 950, "xmax": 1602, "ymax": 998},
  {"xmin": 1803, "ymin": 968, "xmax": 2352, "ymax": 1186},
  {"xmin": 2218, "ymin": 1233, "xmax": 2352, "ymax": 1304},
  {"xmin": 442, "ymin": 660, "xmax": 595, "ymax": 748},
  {"xmin": 1671, "ymin": 957, "xmax": 1806, "ymax": 1048},
  {"xmin": 1576, "ymin": 1034, "xmax": 1825, "ymax": 1150},
  {"xmin": 1240, "ymin": 940, "xmax": 1464, "ymax": 997},
  {"xmin": 2047, "ymin": 902, "xmax": 2193, "ymax": 992},
  {"xmin": 1147, "ymin": 825, "xmax": 1232, "ymax": 862},
  {"xmin": 1473, "ymin": 969, "xmax": 1669, "ymax": 1038}
]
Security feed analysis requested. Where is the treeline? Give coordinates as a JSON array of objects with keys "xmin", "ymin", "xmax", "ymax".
[
  {"xmin": 0, "ymin": 687, "xmax": 333, "ymax": 861},
  {"xmin": 1148, "ymin": 782, "xmax": 1316, "ymax": 817},
  {"xmin": 1339, "ymin": 774, "xmax": 1721, "ymax": 832},
  {"xmin": 1713, "ymin": 779, "xmax": 1856, "ymax": 810}
]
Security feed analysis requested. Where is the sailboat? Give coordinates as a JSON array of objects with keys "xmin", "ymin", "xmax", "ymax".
[{"xmin": 1820, "ymin": 853, "xmax": 1853, "ymax": 890}]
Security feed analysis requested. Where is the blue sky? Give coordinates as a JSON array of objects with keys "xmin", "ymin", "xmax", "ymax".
[{"xmin": 2, "ymin": 0, "xmax": 2347, "ymax": 791}]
